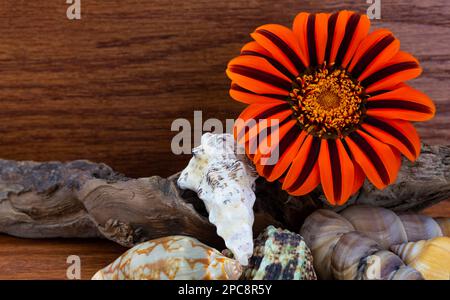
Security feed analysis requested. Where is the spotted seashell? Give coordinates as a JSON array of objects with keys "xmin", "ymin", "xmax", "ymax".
[
  {"xmin": 241, "ymin": 226, "xmax": 317, "ymax": 280},
  {"xmin": 92, "ymin": 236, "xmax": 242, "ymax": 280}
]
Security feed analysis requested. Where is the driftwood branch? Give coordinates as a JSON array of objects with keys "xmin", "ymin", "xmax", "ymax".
[{"xmin": 0, "ymin": 144, "xmax": 448, "ymax": 248}]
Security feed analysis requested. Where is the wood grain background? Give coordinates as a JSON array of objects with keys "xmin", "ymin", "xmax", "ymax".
[
  {"xmin": 0, "ymin": 0, "xmax": 449, "ymax": 280},
  {"xmin": 0, "ymin": 0, "xmax": 448, "ymax": 178}
]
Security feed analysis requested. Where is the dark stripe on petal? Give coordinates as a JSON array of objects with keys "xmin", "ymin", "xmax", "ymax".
[
  {"xmin": 245, "ymin": 118, "xmax": 290, "ymax": 155},
  {"xmin": 328, "ymin": 139, "xmax": 342, "ymax": 201},
  {"xmin": 325, "ymin": 12, "xmax": 339, "ymax": 64},
  {"xmin": 367, "ymin": 89, "xmax": 392, "ymax": 97},
  {"xmin": 335, "ymin": 13, "xmax": 361, "ymax": 67},
  {"xmin": 361, "ymin": 61, "xmax": 419, "ymax": 87},
  {"xmin": 367, "ymin": 100, "xmax": 433, "ymax": 114},
  {"xmin": 289, "ymin": 137, "xmax": 321, "ymax": 191},
  {"xmin": 349, "ymin": 131, "xmax": 390, "ymax": 185},
  {"xmin": 241, "ymin": 50, "xmax": 296, "ymax": 81},
  {"xmin": 252, "ymin": 103, "xmax": 291, "ymax": 121},
  {"xmin": 341, "ymin": 138, "xmax": 354, "ymax": 160},
  {"xmin": 237, "ymin": 105, "xmax": 291, "ymax": 141},
  {"xmin": 351, "ymin": 35, "xmax": 395, "ymax": 78},
  {"xmin": 307, "ymin": 14, "xmax": 318, "ymax": 67},
  {"xmin": 262, "ymin": 125, "xmax": 300, "ymax": 177},
  {"xmin": 231, "ymin": 83, "xmax": 289, "ymax": 101},
  {"xmin": 364, "ymin": 117, "xmax": 416, "ymax": 157},
  {"xmin": 229, "ymin": 65, "xmax": 292, "ymax": 91},
  {"xmin": 256, "ymin": 29, "xmax": 305, "ymax": 74}
]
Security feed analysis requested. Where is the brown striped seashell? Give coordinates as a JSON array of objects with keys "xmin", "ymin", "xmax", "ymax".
[
  {"xmin": 300, "ymin": 209, "xmax": 354, "ymax": 279},
  {"xmin": 390, "ymin": 237, "xmax": 450, "ymax": 280},
  {"xmin": 300, "ymin": 205, "xmax": 449, "ymax": 280},
  {"xmin": 92, "ymin": 235, "xmax": 242, "ymax": 280}
]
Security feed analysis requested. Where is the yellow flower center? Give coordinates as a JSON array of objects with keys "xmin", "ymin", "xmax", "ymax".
[{"xmin": 289, "ymin": 66, "xmax": 366, "ymax": 138}]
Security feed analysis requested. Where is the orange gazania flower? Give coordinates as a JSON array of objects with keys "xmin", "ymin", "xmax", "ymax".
[{"xmin": 226, "ymin": 11, "xmax": 435, "ymax": 206}]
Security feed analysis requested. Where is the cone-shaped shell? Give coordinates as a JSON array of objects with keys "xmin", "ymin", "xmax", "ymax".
[
  {"xmin": 242, "ymin": 226, "xmax": 316, "ymax": 280},
  {"xmin": 391, "ymin": 237, "xmax": 450, "ymax": 280},
  {"xmin": 92, "ymin": 236, "xmax": 242, "ymax": 280}
]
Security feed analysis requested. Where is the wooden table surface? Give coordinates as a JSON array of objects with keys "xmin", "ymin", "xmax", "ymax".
[{"xmin": 0, "ymin": 0, "xmax": 449, "ymax": 279}]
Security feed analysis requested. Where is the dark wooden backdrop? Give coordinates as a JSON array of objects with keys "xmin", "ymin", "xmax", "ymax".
[{"xmin": 0, "ymin": 0, "xmax": 448, "ymax": 178}]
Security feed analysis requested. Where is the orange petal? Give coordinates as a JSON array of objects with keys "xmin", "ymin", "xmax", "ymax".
[
  {"xmin": 234, "ymin": 103, "xmax": 292, "ymax": 144},
  {"xmin": 252, "ymin": 24, "xmax": 307, "ymax": 76},
  {"xmin": 362, "ymin": 117, "xmax": 421, "ymax": 161},
  {"xmin": 226, "ymin": 55, "xmax": 292, "ymax": 95},
  {"xmin": 282, "ymin": 135, "xmax": 321, "ymax": 195},
  {"xmin": 229, "ymin": 82, "xmax": 288, "ymax": 104},
  {"xmin": 318, "ymin": 139, "xmax": 355, "ymax": 206},
  {"xmin": 303, "ymin": 13, "xmax": 328, "ymax": 67},
  {"xmin": 253, "ymin": 120, "xmax": 296, "ymax": 167},
  {"xmin": 240, "ymin": 41, "xmax": 296, "ymax": 80},
  {"xmin": 345, "ymin": 130, "xmax": 400, "ymax": 189},
  {"xmin": 292, "ymin": 12, "xmax": 311, "ymax": 67},
  {"xmin": 341, "ymin": 14, "xmax": 370, "ymax": 68},
  {"xmin": 314, "ymin": 13, "xmax": 329, "ymax": 66},
  {"xmin": 363, "ymin": 51, "xmax": 422, "ymax": 93},
  {"xmin": 366, "ymin": 84, "xmax": 435, "ymax": 121},
  {"xmin": 348, "ymin": 29, "xmax": 400, "ymax": 80},
  {"xmin": 351, "ymin": 161, "xmax": 366, "ymax": 195},
  {"xmin": 257, "ymin": 127, "xmax": 307, "ymax": 182},
  {"xmin": 241, "ymin": 41, "xmax": 272, "ymax": 57},
  {"xmin": 327, "ymin": 10, "xmax": 352, "ymax": 66}
]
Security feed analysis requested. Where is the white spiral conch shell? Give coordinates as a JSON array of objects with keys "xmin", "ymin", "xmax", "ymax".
[
  {"xmin": 92, "ymin": 236, "xmax": 242, "ymax": 280},
  {"xmin": 177, "ymin": 133, "xmax": 258, "ymax": 266}
]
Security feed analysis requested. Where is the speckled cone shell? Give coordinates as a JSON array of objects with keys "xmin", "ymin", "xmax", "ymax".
[
  {"xmin": 391, "ymin": 237, "xmax": 450, "ymax": 280},
  {"xmin": 241, "ymin": 226, "xmax": 317, "ymax": 280},
  {"xmin": 92, "ymin": 236, "xmax": 242, "ymax": 280},
  {"xmin": 177, "ymin": 133, "xmax": 258, "ymax": 266}
]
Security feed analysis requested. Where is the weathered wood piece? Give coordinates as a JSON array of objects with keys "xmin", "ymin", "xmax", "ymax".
[{"xmin": 0, "ymin": 159, "xmax": 223, "ymax": 247}]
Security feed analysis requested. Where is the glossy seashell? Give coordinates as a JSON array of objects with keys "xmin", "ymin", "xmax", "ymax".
[
  {"xmin": 391, "ymin": 237, "xmax": 450, "ymax": 280},
  {"xmin": 177, "ymin": 133, "xmax": 258, "ymax": 266},
  {"xmin": 398, "ymin": 214, "xmax": 443, "ymax": 242},
  {"xmin": 330, "ymin": 231, "xmax": 380, "ymax": 280},
  {"xmin": 301, "ymin": 205, "xmax": 448, "ymax": 280},
  {"xmin": 340, "ymin": 205, "xmax": 408, "ymax": 249},
  {"xmin": 364, "ymin": 250, "xmax": 422, "ymax": 280},
  {"xmin": 300, "ymin": 209, "xmax": 354, "ymax": 279},
  {"xmin": 389, "ymin": 265, "xmax": 424, "ymax": 280},
  {"xmin": 241, "ymin": 226, "xmax": 317, "ymax": 280},
  {"xmin": 92, "ymin": 236, "xmax": 242, "ymax": 280}
]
